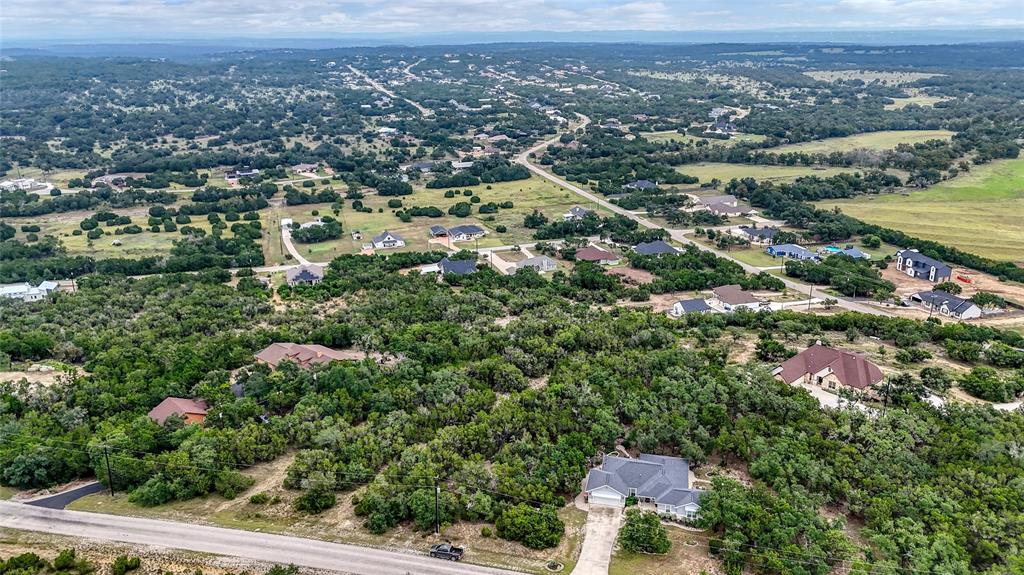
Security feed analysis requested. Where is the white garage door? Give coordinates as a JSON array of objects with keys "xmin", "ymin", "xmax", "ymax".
[{"xmin": 589, "ymin": 492, "xmax": 623, "ymax": 508}]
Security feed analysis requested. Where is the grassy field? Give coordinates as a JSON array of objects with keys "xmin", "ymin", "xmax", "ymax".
[
  {"xmin": 818, "ymin": 157, "xmax": 1024, "ymax": 263},
  {"xmin": 263, "ymin": 176, "xmax": 609, "ymax": 264},
  {"xmin": 641, "ymin": 131, "xmax": 767, "ymax": 146},
  {"xmin": 804, "ymin": 70, "xmax": 943, "ymax": 86},
  {"xmin": 676, "ymin": 163, "xmax": 855, "ymax": 184},
  {"xmin": 18, "ymin": 216, "xmax": 229, "ymax": 260},
  {"xmin": 770, "ymin": 130, "xmax": 954, "ymax": 155},
  {"xmin": 9, "ymin": 166, "xmax": 89, "ymax": 189},
  {"xmin": 884, "ymin": 95, "xmax": 950, "ymax": 110}
]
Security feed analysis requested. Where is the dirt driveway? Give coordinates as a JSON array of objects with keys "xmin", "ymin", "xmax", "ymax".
[{"xmin": 570, "ymin": 506, "xmax": 623, "ymax": 575}]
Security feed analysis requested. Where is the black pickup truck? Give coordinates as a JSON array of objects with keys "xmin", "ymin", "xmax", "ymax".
[{"xmin": 429, "ymin": 543, "xmax": 464, "ymax": 561}]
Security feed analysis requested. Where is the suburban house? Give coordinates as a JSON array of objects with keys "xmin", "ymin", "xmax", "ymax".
[
  {"xmin": 224, "ymin": 168, "xmax": 260, "ymax": 181},
  {"xmin": 633, "ymin": 240, "xmax": 679, "ymax": 256},
  {"xmin": 624, "ymin": 179, "xmax": 657, "ymax": 190},
  {"xmin": 584, "ymin": 454, "xmax": 704, "ymax": 521},
  {"xmin": 148, "ymin": 397, "xmax": 208, "ymax": 426},
  {"xmin": 515, "ymin": 255, "xmax": 558, "ymax": 273},
  {"xmin": 429, "ymin": 225, "xmax": 448, "ymax": 238},
  {"xmin": 766, "ymin": 244, "xmax": 818, "ymax": 261},
  {"xmin": 707, "ymin": 203, "xmax": 748, "ymax": 217},
  {"xmin": 700, "ymin": 194, "xmax": 738, "ymax": 208},
  {"xmin": 254, "ymin": 343, "xmax": 348, "ymax": 369},
  {"xmin": 0, "ymin": 280, "xmax": 59, "ymax": 302},
  {"xmin": 451, "ymin": 161, "xmax": 475, "ymax": 170},
  {"xmin": 0, "ymin": 178, "xmax": 52, "ymax": 193},
  {"xmin": 291, "ymin": 163, "xmax": 319, "ymax": 174},
  {"xmin": 563, "ymin": 206, "xmax": 594, "ymax": 221},
  {"xmin": 576, "ymin": 246, "xmax": 620, "ymax": 265},
  {"xmin": 421, "ymin": 257, "xmax": 478, "ymax": 276},
  {"xmin": 372, "ymin": 231, "xmax": 406, "ymax": 249},
  {"xmin": 709, "ymin": 284, "xmax": 765, "ymax": 312},
  {"xmin": 773, "ymin": 343, "xmax": 884, "ymax": 396},
  {"xmin": 895, "ymin": 249, "xmax": 952, "ymax": 283},
  {"xmin": 669, "ymin": 298, "xmax": 715, "ymax": 317},
  {"xmin": 285, "ymin": 264, "xmax": 325, "ymax": 286},
  {"xmin": 731, "ymin": 226, "xmax": 778, "ymax": 245},
  {"xmin": 446, "ymin": 224, "xmax": 487, "ymax": 242},
  {"xmin": 406, "ymin": 161, "xmax": 436, "ymax": 173},
  {"xmin": 91, "ymin": 172, "xmax": 146, "ymax": 188},
  {"xmin": 910, "ymin": 290, "xmax": 983, "ymax": 320}
]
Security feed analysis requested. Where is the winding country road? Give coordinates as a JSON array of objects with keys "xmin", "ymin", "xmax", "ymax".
[
  {"xmin": 0, "ymin": 502, "xmax": 518, "ymax": 575},
  {"xmin": 514, "ymin": 114, "xmax": 891, "ymax": 317},
  {"xmin": 347, "ymin": 64, "xmax": 433, "ymax": 117}
]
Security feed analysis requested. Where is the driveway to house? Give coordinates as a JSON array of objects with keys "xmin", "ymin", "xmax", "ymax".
[
  {"xmin": 570, "ymin": 506, "xmax": 623, "ymax": 575},
  {"xmin": 23, "ymin": 481, "xmax": 105, "ymax": 509},
  {"xmin": 0, "ymin": 501, "xmax": 518, "ymax": 575},
  {"xmin": 280, "ymin": 225, "xmax": 312, "ymax": 266}
]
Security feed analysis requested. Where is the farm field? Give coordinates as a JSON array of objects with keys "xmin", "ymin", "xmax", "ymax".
[
  {"xmin": 641, "ymin": 131, "xmax": 767, "ymax": 145},
  {"xmin": 817, "ymin": 157, "xmax": 1024, "ymax": 263},
  {"xmin": 803, "ymin": 70, "xmax": 944, "ymax": 85},
  {"xmin": 263, "ymin": 176, "xmax": 610, "ymax": 264},
  {"xmin": 676, "ymin": 162, "xmax": 855, "ymax": 184},
  {"xmin": 770, "ymin": 130, "xmax": 954, "ymax": 154},
  {"xmin": 884, "ymin": 95, "xmax": 950, "ymax": 110}
]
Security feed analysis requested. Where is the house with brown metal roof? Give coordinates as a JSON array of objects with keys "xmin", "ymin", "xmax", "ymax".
[
  {"xmin": 575, "ymin": 246, "xmax": 620, "ymax": 265},
  {"xmin": 773, "ymin": 343, "xmax": 884, "ymax": 396},
  {"xmin": 254, "ymin": 343, "xmax": 348, "ymax": 369},
  {"xmin": 148, "ymin": 397, "xmax": 208, "ymax": 425},
  {"xmin": 709, "ymin": 284, "xmax": 765, "ymax": 311}
]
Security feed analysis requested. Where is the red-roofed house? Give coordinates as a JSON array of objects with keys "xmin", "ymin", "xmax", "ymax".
[
  {"xmin": 254, "ymin": 343, "xmax": 348, "ymax": 369},
  {"xmin": 148, "ymin": 397, "xmax": 208, "ymax": 425},
  {"xmin": 773, "ymin": 343, "xmax": 883, "ymax": 396},
  {"xmin": 575, "ymin": 246, "xmax": 620, "ymax": 265}
]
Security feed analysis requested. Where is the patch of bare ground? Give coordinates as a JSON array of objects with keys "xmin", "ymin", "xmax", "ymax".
[
  {"xmin": 0, "ymin": 367, "xmax": 79, "ymax": 388},
  {"xmin": 493, "ymin": 315, "xmax": 517, "ymax": 327},
  {"xmin": 607, "ymin": 267, "xmax": 655, "ymax": 285},
  {"xmin": 880, "ymin": 263, "xmax": 1024, "ymax": 308},
  {"xmin": 0, "ymin": 530, "xmax": 336, "ymax": 575},
  {"xmin": 528, "ymin": 375, "xmax": 549, "ymax": 389}
]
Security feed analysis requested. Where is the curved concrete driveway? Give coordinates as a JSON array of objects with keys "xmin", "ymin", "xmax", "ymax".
[{"xmin": 570, "ymin": 506, "xmax": 622, "ymax": 575}]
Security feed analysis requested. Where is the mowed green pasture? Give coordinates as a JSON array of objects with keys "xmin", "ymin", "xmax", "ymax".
[
  {"xmin": 641, "ymin": 131, "xmax": 767, "ymax": 145},
  {"xmin": 817, "ymin": 158, "xmax": 1024, "ymax": 263},
  {"xmin": 263, "ymin": 176, "xmax": 610, "ymax": 264},
  {"xmin": 770, "ymin": 130, "xmax": 954, "ymax": 155},
  {"xmin": 676, "ymin": 163, "xmax": 856, "ymax": 184}
]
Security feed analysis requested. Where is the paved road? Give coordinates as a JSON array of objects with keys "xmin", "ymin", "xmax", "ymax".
[
  {"xmin": 0, "ymin": 502, "xmax": 518, "ymax": 575},
  {"xmin": 515, "ymin": 117, "xmax": 891, "ymax": 318},
  {"xmin": 24, "ymin": 482, "xmax": 105, "ymax": 510},
  {"xmin": 347, "ymin": 65, "xmax": 433, "ymax": 117},
  {"xmin": 569, "ymin": 506, "xmax": 622, "ymax": 575},
  {"xmin": 279, "ymin": 225, "xmax": 312, "ymax": 266}
]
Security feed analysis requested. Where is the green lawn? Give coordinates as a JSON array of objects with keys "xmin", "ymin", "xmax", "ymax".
[
  {"xmin": 263, "ymin": 176, "xmax": 610, "ymax": 264},
  {"xmin": 817, "ymin": 158, "xmax": 1024, "ymax": 263},
  {"xmin": 884, "ymin": 95, "xmax": 950, "ymax": 110},
  {"xmin": 642, "ymin": 131, "xmax": 767, "ymax": 146},
  {"xmin": 609, "ymin": 526, "xmax": 717, "ymax": 575},
  {"xmin": 676, "ymin": 163, "xmax": 856, "ymax": 185},
  {"xmin": 771, "ymin": 130, "xmax": 954, "ymax": 155}
]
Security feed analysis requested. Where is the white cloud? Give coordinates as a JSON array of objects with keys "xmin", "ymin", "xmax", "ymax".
[{"xmin": 0, "ymin": 0, "xmax": 1020, "ymax": 39}]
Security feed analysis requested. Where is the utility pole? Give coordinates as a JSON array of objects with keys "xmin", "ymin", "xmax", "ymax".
[
  {"xmin": 434, "ymin": 476, "xmax": 441, "ymax": 535},
  {"xmin": 807, "ymin": 285, "xmax": 813, "ymax": 311},
  {"xmin": 103, "ymin": 445, "xmax": 115, "ymax": 497}
]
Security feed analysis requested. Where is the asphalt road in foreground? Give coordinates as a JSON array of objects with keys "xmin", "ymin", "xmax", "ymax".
[{"xmin": 0, "ymin": 502, "xmax": 520, "ymax": 575}]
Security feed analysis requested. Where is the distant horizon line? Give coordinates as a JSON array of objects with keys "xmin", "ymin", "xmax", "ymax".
[{"xmin": 4, "ymin": 27, "xmax": 1024, "ymax": 49}]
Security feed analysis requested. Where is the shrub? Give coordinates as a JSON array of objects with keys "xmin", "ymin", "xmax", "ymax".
[
  {"xmin": 128, "ymin": 477, "xmax": 174, "ymax": 506},
  {"xmin": 495, "ymin": 504, "xmax": 563, "ymax": 549},
  {"xmin": 111, "ymin": 556, "xmax": 141, "ymax": 575},
  {"xmin": 496, "ymin": 225, "xmax": 508, "ymax": 233},
  {"xmin": 481, "ymin": 526, "xmax": 493, "ymax": 538},
  {"xmin": 214, "ymin": 470, "xmax": 255, "ymax": 499},
  {"xmin": 619, "ymin": 508, "xmax": 671, "ymax": 554},
  {"xmin": 86, "ymin": 229, "xmax": 103, "ymax": 240},
  {"xmin": 249, "ymin": 492, "xmax": 270, "ymax": 504},
  {"xmin": 387, "ymin": 199, "xmax": 403, "ymax": 208}
]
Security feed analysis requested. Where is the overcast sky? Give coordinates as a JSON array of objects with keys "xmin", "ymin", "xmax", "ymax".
[{"xmin": 3, "ymin": 0, "xmax": 1023, "ymax": 41}]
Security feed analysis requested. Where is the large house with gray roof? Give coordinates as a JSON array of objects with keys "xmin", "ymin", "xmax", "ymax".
[
  {"xmin": 585, "ymin": 454, "xmax": 704, "ymax": 521},
  {"xmin": 910, "ymin": 290, "xmax": 982, "ymax": 320},
  {"xmin": 895, "ymin": 249, "xmax": 952, "ymax": 283}
]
